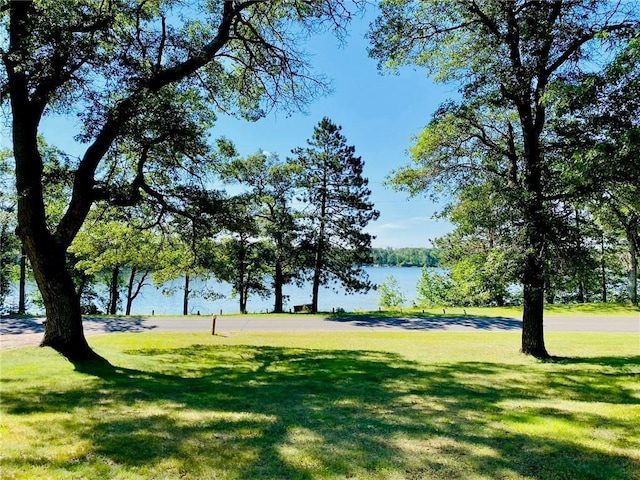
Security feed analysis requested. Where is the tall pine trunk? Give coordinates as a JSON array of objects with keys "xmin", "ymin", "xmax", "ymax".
[
  {"xmin": 183, "ymin": 273, "xmax": 190, "ymax": 316},
  {"xmin": 311, "ymin": 183, "xmax": 327, "ymax": 314},
  {"xmin": 273, "ymin": 261, "xmax": 284, "ymax": 313},
  {"xmin": 311, "ymin": 249, "xmax": 322, "ymax": 314}
]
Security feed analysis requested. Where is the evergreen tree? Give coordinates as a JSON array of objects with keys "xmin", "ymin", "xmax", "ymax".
[
  {"xmin": 217, "ymin": 151, "xmax": 304, "ymax": 313},
  {"xmin": 293, "ymin": 118, "xmax": 379, "ymax": 313}
]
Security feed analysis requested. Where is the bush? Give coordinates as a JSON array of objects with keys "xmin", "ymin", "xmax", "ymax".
[{"xmin": 378, "ymin": 275, "xmax": 406, "ymax": 308}]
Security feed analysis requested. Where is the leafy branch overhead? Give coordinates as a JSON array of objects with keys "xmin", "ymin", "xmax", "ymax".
[
  {"xmin": 1, "ymin": 0, "xmax": 364, "ymax": 360},
  {"xmin": 371, "ymin": 0, "xmax": 640, "ymax": 357}
]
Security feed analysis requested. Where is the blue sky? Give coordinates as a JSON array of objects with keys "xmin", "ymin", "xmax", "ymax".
[
  {"xmin": 212, "ymin": 13, "xmax": 457, "ymax": 248},
  {"xmin": 1, "ymin": 8, "xmax": 457, "ymax": 249}
]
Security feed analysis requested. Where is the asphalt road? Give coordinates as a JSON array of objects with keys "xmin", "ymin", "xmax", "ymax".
[{"xmin": 1, "ymin": 312, "xmax": 638, "ymax": 350}]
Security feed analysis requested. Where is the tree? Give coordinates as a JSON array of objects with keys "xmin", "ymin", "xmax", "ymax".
[
  {"xmin": 415, "ymin": 267, "xmax": 452, "ymax": 307},
  {"xmin": 550, "ymin": 38, "xmax": 640, "ymax": 305},
  {"xmin": 378, "ymin": 275, "xmax": 406, "ymax": 309},
  {"xmin": 1, "ymin": 1, "xmax": 361, "ymax": 360},
  {"xmin": 293, "ymin": 117, "xmax": 380, "ymax": 313},
  {"xmin": 370, "ymin": 0, "xmax": 638, "ymax": 358},
  {"xmin": 0, "ymin": 149, "xmax": 18, "ymax": 309},
  {"xmin": 217, "ymin": 151, "xmax": 305, "ymax": 313},
  {"xmin": 370, "ymin": 247, "xmax": 439, "ymax": 267},
  {"xmin": 434, "ymin": 183, "xmax": 519, "ymax": 307},
  {"xmin": 70, "ymin": 208, "xmax": 163, "ymax": 315},
  {"xmin": 204, "ymin": 195, "xmax": 271, "ymax": 314}
]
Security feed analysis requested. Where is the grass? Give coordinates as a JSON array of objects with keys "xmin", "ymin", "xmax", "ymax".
[
  {"xmin": 367, "ymin": 302, "xmax": 640, "ymax": 318},
  {"xmin": 1, "ymin": 331, "xmax": 639, "ymax": 479}
]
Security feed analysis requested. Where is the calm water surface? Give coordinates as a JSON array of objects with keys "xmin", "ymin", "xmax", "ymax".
[
  {"xmin": 130, "ymin": 266, "xmax": 423, "ymax": 315},
  {"xmin": 7, "ymin": 266, "xmax": 428, "ymax": 315}
]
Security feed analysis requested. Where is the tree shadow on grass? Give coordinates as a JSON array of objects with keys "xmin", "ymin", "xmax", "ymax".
[
  {"xmin": 329, "ymin": 313, "xmax": 522, "ymax": 331},
  {"xmin": 2, "ymin": 346, "xmax": 639, "ymax": 479}
]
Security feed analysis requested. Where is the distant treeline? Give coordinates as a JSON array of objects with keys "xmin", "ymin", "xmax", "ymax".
[{"xmin": 369, "ymin": 248, "xmax": 440, "ymax": 267}]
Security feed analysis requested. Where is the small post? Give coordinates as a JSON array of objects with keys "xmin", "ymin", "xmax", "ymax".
[
  {"xmin": 443, "ymin": 308, "xmax": 446, "ymax": 315},
  {"xmin": 211, "ymin": 314, "xmax": 217, "ymax": 335},
  {"xmin": 220, "ymin": 309, "xmax": 222, "ymax": 316},
  {"xmin": 152, "ymin": 309, "xmax": 155, "ymax": 316},
  {"xmin": 197, "ymin": 310, "xmax": 200, "ymax": 316},
  {"xmin": 464, "ymin": 309, "xmax": 467, "ymax": 315}
]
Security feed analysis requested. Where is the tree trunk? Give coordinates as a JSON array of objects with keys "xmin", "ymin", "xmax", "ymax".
[
  {"xmin": 600, "ymin": 233, "xmax": 607, "ymax": 303},
  {"xmin": 311, "ymin": 186, "xmax": 327, "ymax": 314},
  {"xmin": 519, "ymin": 121, "xmax": 549, "ymax": 359},
  {"xmin": 629, "ymin": 239, "xmax": 638, "ymax": 307},
  {"xmin": 239, "ymin": 284, "xmax": 247, "ymax": 314},
  {"xmin": 273, "ymin": 261, "xmax": 284, "ymax": 313},
  {"xmin": 125, "ymin": 267, "xmax": 149, "ymax": 315},
  {"xmin": 575, "ymin": 208, "xmax": 585, "ymax": 304},
  {"xmin": 24, "ymin": 235, "xmax": 96, "ymax": 360},
  {"xmin": 9, "ymin": 6, "xmax": 96, "ymax": 359},
  {"xmin": 311, "ymin": 250, "xmax": 322, "ymax": 314},
  {"xmin": 576, "ymin": 280, "xmax": 585, "ymax": 303},
  {"xmin": 183, "ymin": 272, "xmax": 190, "ymax": 316},
  {"xmin": 126, "ymin": 266, "xmax": 136, "ymax": 315},
  {"xmin": 18, "ymin": 246, "xmax": 26, "ymax": 314},
  {"xmin": 521, "ymin": 255, "xmax": 549, "ymax": 358},
  {"xmin": 108, "ymin": 264, "xmax": 120, "ymax": 315}
]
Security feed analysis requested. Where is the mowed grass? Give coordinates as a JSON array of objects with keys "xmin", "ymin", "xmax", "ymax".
[
  {"xmin": 1, "ymin": 331, "xmax": 639, "ymax": 480},
  {"xmin": 367, "ymin": 302, "xmax": 640, "ymax": 318}
]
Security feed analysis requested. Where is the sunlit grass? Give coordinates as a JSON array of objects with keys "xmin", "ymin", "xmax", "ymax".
[
  {"xmin": 368, "ymin": 302, "xmax": 639, "ymax": 318},
  {"xmin": 1, "ymin": 331, "xmax": 639, "ymax": 479}
]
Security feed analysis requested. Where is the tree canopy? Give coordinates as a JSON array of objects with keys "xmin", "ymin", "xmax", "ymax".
[
  {"xmin": 370, "ymin": 0, "xmax": 639, "ymax": 357},
  {"xmin": 1, "ymin": 0, "xmax": 363, "ymax": 360},
  {"xmin": 293, "ymin": 117, "xmax": 379, "ymax": 313}
]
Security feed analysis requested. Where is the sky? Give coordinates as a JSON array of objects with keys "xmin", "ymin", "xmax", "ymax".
[
  {"xmin": 210, "ymin": 11, "xmax": 458, "ymax": 248},
  {"xmin": 1, "ymin": 7, "xmax": 458, "ymax": 249}
]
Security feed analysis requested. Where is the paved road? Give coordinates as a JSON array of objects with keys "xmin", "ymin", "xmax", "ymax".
[{"xmin": 1, "ymin": 313, "xmax": 638, "ymax": 350}]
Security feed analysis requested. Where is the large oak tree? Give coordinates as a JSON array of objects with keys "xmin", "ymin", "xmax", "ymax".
[
  {"xmin": 370, "ymin": 0, "xmax": 638, "ymax": 358},
  {"xmin": 1, "ymin": 0, "xmax": 361, "ymax": 360}
]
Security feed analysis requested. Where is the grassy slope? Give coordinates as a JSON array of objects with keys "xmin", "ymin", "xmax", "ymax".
[{"xmin": 1, "ymin": 331, "xmax": 639, "ymax": 480}]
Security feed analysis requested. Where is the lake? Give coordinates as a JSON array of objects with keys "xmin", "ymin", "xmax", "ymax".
[
  {"xmin": 5, "ymin": 266, "xmax": 427, "ymax": 315},
  {"xmin": 132, "ymin": 266, "xmax": 424, "ymax": 315}
]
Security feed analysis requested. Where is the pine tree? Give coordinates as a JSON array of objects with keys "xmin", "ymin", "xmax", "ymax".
[{"xmin": 293, "ymin": 118, "xmax": 379, "ymax": 313}]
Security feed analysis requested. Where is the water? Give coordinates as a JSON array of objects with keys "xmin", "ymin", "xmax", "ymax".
[
  {"xmin": 4, "ymin": 266, "xmax": 428, "ymax": 315},
  {"xmin": 130, "ymin": 266, "xmax": 424, "ymax": 315}
]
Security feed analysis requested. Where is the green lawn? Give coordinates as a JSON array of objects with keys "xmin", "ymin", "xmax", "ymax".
[
  {"xmin": 1, "ymin": 331, "xmax": 639, "ymax": 479},
  {"xmin": 366, "ymin": 302, "xmax": 640, "ymax": 318}
]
